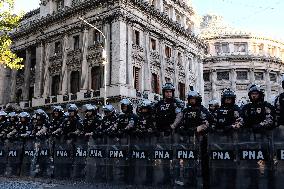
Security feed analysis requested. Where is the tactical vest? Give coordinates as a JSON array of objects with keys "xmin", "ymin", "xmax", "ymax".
[
  {"xmin": 278, "ymin": 93, "xmax": 284, "ymax": 125},
  {"xmin": 183, "ymin": 106, "xmax": 203, "ymax": 129},
  {"xmin": 155, "ymin": 100, "xmax": 177, "ymax": 130},
  {"xmin": 244, "ymin": 103, "xmax": 266, "ymax": 127},
  {"xmin": 216, "ymin": 105, "xmax": 237, "ymax": 129}
]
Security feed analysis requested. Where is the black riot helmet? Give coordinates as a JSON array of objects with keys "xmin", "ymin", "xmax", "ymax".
[
  {"xmin": 162, "ymin": 82, "xmax": 175, "ymax": 99},
  {"xmin": 103, "ymin": 104, "xmax": 116, "ymax": 116},
  {"xmin": 7, "ymin": 112, "xmax": 18, "ymax": 122},
  {"xmin": 120, "ymin": 98, "xmax": 133, "ymax": 113},
  {"xmin": 187, "ymin": 90, "xmax": 202, "ymax": 106},
  {"xmin": 52, "ymin": 105, "xmax": 64, "ymax": 118},
  {"xmin": 34, "ymin": 109, "xmax": 49, "ymax": 123},
  {"xmin": 248, "ymin": 84, "xmax": 264, "ymax": 102},
  {"xmin": 67, "ymin": 104, "xmax": 78, "ymax": 116},
  {"xmin": 138, "ymin": 100, "xmax": 153, "ymax": 115},
  {"xmin": 221, "ymin": 88, "xmax": 236, "ymax": 106},
  {"xmin": 0, "ymin": 111, "xmax": 7, "ymax": 121},
  {"xmin": 19, "ymin": 112, "xmax": 30, "ymax": 123},
  {"xmin": 83, "ymin": 104, "xmax": 98, "ymax": 118}
]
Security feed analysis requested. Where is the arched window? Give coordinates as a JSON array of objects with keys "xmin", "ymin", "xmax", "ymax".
[{"xmin": 70, "ymin": 71, "xmax": 80, "ymax": 94}]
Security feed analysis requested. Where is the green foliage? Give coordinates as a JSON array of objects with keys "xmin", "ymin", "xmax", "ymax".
[{"xmin": 0, "ymin": 0, "xmax": 24, "ymax": 69}]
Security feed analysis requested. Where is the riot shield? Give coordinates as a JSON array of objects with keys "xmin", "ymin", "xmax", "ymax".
[
  {"xmin": 237, "ymin": 130, "xmax": 273, "ymax": 189},
  {"xmin": 85, "ymin": 136, "xmax": 107, "ymax": 183},
  {"xmin": 20, "ymin": 139, "xmax": 34, "ymax": 176},
  {"xmin": 172, "ymin": 133, "xmax": 201, "ymax": 188},
  {"xmin": 5, "ymin": 140, "xmax": 24, "ymax": 176},
  {"xmin": 151, "ymin": 133, "xmax": 173, "ymax": 186},
  {"xmin": 106, "ymin": 135, "xmax": 129, "ymax": 185},
  {"xmin": 72, "ymin": 137, "xmax": 88, "ymax": 179},
  {"xmin": 208, "ymin": 131, "xmax": 238, "ymax": 189},
  {"xmin": 129, "ymin": 134, "xmax": 151, "ymax": 186},
  {"xmin": 53, "ymin": 137, "xmax": 73, "ymax": 178},
  {"xmin": 0, "ymin": 141, "xmax": 7, "ymax": 175},
  {"xmin": 273, "ymin": 126, "xmax": 284, "ymax": 188}
]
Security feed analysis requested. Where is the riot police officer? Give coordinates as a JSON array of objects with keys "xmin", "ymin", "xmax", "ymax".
[
  {"xmin": 0, "ymin": 111, "xmax": 8, "ymax": 140},
  {"xmin": 117, "ymin": 99, "xmax": 138, "ymax": 136},
  {"xmin": 274, "ymin": 76, "xmax": 284, "ymax": 127},
  {"xmin": 154, "ymin": 83, "xmax": 183, "ymax": 136},
  {"xmin": 136, "ymin": 100, "xmax": 156, "ymax": 137},
  {"xmin": 6, "ymin": 112, "xmax": 19, "ymax": 140},
  {"xmin": 101, "ymin": 104, "xmax": 118, "ymax": 136},
  {"xmin": 82, "ymin": 104, "xmax": 102, "ymax": 138},
  {"xmin": 62, "ymin": 104, "xmax": 83, "ymax": 140},
  {"xmin": 180, "ymin": 91, "xmax": 211, "ymax": 137},
  {"xmin": 242, "ymin": 84, "xmax": 274, "ymax": 132},
  {"xmin": 32, "ymin": 109, "xmax": 49, "ymax": 139},
  {"xmin": 18, "ymin": 112, "xmax": 33, "ymax": 139},
  {"xmin": 215, "ymin": 89, "xmax": 242, "ymax": 134},
  {"xmin": 208, "ymin": 99, "xmax": 220, "ymax": 115},
  {"xmin": 49, "ymin": 106, "xmax": 64, "ymax": 138},
  {"xmin": 180, "ymin": 91, "xmax": 211, "ymax": 188}
]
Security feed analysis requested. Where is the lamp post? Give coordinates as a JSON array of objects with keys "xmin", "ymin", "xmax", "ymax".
[{"xmin": 78, "ymin": 17, "xmax": 108, "ymax": 105}]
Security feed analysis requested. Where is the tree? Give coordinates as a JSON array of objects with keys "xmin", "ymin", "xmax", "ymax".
[{"xmin": 0, "ymin": 0, "xmax": 24, "ymax": 69}]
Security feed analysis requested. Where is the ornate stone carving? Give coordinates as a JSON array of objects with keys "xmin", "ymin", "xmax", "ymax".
[
  {"xmin": 66, "ymin": 49, "xmax": 82, "ymax": 71},
  {"xmin": 165, "ymin": 58, "xmax": 174, "ymax": 70},
  {"xmin": 16, "ymin": 71, "xmax": 24, "ymax": 88},
  {"xmin": 49, "ymin": 52, "xmax": 63, "ymax": 75},
  {"xmin": 132, "ymin": 44, "xmax": 145, "ymax": 68},
  {"xmin": 87, "ymin": 43, "xmax": 105, "ymax": 67}
]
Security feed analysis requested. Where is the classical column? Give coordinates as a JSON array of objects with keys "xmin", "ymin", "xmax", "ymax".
[
  {"xmin": 173, "ymin": 48, "xmax": 179, "ymax": 97},
  {"xmin": 185, "ymin": 55, "xmax": 190, "ymax": 94},
  {"xmin": 43, "ymin": 43, "xmax": 51, "ymax": 97},
  {"xmin": 231, "ymin": 68, "xmax": 237, "ymax": 92},
  {"xmin": 61, "ymin": 34, "xmax": 69, "ymax": 94},
  {"xmin": 229, "ymin": 42, "xmax": 234, "ymax": 54},
  {"xmin": 104, "ymin": 23, "xmax": 111, "ymax": 86},
  {"xmin": 249, "ymin": 68, "xmax": 255, "ymax": 83},
  {"xmin": 265, "ymin": 69, "xmax": 271, "ymax": 100},
  {"xmin": 211, "ymin": 69, "xmax": 217, "ymax": 100},
  {"xmin": 34, "ymin": 42, "xmax": 45, "ymax": 97},
  {"xmin": 110, "ymin": 20, "xmax": 127, "ymax": 85},
  {"xmin": 9, "ymin": 70, "xmax": 17, "ymax": 102},
  {"xmin": 80, "ymin": 28, "xmax": 89, "ymax": 91},
  {"xmin": 197, "ymin": 57, "xmax": 204, "ymax": 100},
  {"xmin": 23, "ymin": 49, "xmax": 31, "ymax": 101},
  {"xmin": 143, "ymin": 31, "xmax": 151, "ymax": 92},
  {"xmin": 126, "ymin": 23, "xmax": 134, "ymax": 88},
  {"xmin": 157, "ymin": 0, "xmax": 164, "ymax": 12},
  {"xmin": 159, "ymin": 40, "xmax": 166, "ymax": 86}
]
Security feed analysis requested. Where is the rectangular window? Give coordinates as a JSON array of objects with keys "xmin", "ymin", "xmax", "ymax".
[
  {"xmin": 221, "ymin": 43, "xmax": 229, "ymax": 53},
  {"xmin": 217, "ymin": 71, "xmax": 229, "ymax": 80},
  {"xmin": 179, "ymin": 82, "xmax": 185, "ymax": 101},
  {"xmin": 203, "ymin": 72, "xmax": 210, "ymax": 82},
  {"xmin": 255, "ymin": 72, "xmax": 264, "ymax": 80},
  {"xmin": 165, "ymin": 46, "xmax": 171, "ymax": 58},
  {"xmin": 73, "ymin": 35, "xmax": 79, "ymax": 50},
  {"xmin": 234, "ymin": 43, "xmax": 247, "ymax": 52},
  {"xmin": 51, "ymin": 75, "xmax": 60, "ymax": 96},
  {"xmin": 57, "ymin": 0, "xmax": 64, "ymax": 11},
  {"xmin": 94, "ymin": 29, "xmax": 101, "ymax": 43},
  {"xmin": 150, "ymin": 38, "xmax": 156, "ymax": 51},
  {"xmin": 177, "ymin": 52, "xmax": 182, "ymax": 64},
  {"xmin": 237, "ymin": 71, "xmax": 248, "ymax": 80},
  {"xmin": 54, "ymin": 41, "xmax": 62, "ymax": 54},
  {"xmin": 134, "ymin": 30, "xmax": 140, "ymax": 46},
  {"xmin": 176, "ymin": 14, "xmax": 181, "ymax": 24},
  {"xmin": 70, "ymin": 71, "xmax": 80, "ymax": 94},
  {"xmin": 133, "ymin": 67, "xmax": 140, "ymax": 91},
  {"xmin": 215, "ymin": 43, "xmax": 221, "ymax": 54},
  {"xmin": 270, "ymin": 73, "xmax": 277, "ymax": 82},
  {"xmin": 151, "ymin": 73, "xmax": 159, "ymax": 94}
]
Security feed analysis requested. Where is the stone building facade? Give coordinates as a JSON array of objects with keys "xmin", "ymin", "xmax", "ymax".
[
  {"xmin": 2, "ymin": 0, "xmax": 205, "ymax": 109},
  {"xmin": 201, "ymin": 15, "xmax": 284, "ymax": 106}
]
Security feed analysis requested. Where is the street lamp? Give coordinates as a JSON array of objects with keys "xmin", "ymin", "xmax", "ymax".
[{"xmin": 78, "ymin": 17, "xmax": 108, "ymax": 105}]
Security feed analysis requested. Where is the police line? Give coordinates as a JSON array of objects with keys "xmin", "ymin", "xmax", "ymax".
[{"xmin": 1, "ymin": 143, "xmax": 284, "ymax": 161}]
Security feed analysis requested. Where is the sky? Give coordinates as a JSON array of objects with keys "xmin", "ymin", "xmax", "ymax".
[{"xmin": 13, "ymin": 0, "xmax": 284, "ymax": 39}]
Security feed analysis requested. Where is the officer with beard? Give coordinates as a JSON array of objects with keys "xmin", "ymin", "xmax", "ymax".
[
  {"xmin": 154, "ymin": 83, "xmax": 183, "ymax": 137},
  {"xmin": 82, "ymin": 104, "xmax": 102, "ymax": 139},
  {"xmin": 179, "ymin": 91, "xmax": 211, "ymax": 188},
  {"xmin": 6, "ymin": 112, "xmax": 19, "ymax": 141},
  {"xmin": 274, "ymin": 76, "xmax": 284, "ymax": 128},
  {"xmin": 0, "ymin": 111, "xmax": 8, "ymax": 140}
]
